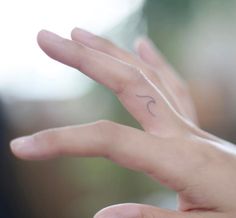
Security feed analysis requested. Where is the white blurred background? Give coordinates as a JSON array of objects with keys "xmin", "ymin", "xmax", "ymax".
[{"xmin": 0, "ymin": 0, "xmax": 144, "ymax": 99}]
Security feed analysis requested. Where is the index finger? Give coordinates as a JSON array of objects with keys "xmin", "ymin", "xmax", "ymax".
[{"xmin": 10, "ymin": 120, "xmax": 193, "ymax": 192}]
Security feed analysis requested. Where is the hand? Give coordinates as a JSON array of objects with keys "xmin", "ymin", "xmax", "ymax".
[{"xmin": 10, "ymin": 28, "xmax": 236, "ymax": 218}]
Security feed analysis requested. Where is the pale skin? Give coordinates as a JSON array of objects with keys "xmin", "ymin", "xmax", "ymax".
[{"xmin": 10, "ymin": 28, "xmax": 236, "ymax": 218}]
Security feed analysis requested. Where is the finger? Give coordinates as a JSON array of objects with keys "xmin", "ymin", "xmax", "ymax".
[
  {"xmin": 10, "ymin": 120, "xmax": 198, "ymax": 191},
  {"xmin": 71, "ymin": 28, "xmax": 139, "ymax": 66},
  {"xmin": 135, "ymin": 36, "xmax": 181, "ymax": 83},
  {"xmin": 135, "ymin": 37, "xmax": 198, "ymax": 123},
  {"xmin": 71, "ymin": 28, "xmax": 184, "ymax": 118},
  {"xmin": 37, "ymin": 30, "xmax": 186, "ymax": 136},
  {"xmin": 94, "ymin": 203, "xmax": 200, "ymax": 218}
]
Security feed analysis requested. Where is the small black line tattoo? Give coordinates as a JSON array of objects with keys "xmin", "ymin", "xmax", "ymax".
[{"xmin": 136, "ymin": 94, "xmax": 156, "ymax": 117}]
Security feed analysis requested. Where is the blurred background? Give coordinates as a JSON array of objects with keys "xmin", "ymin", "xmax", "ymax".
[{"xmin": 1, "ymin": 0, "xmax": 236, "ymax": 217}]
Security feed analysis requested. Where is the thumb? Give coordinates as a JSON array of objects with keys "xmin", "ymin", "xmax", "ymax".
[{"xmin": 94, "ymin": 203, "xmax": 196, "ymax": 218}]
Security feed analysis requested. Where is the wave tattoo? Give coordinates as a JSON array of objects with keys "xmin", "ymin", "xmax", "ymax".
[{"xmin": 136, "ymin": 94, "xmax": 156, "ymax": 117}]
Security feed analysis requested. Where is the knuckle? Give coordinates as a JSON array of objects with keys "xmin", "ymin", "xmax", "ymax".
[
  {"xmin": 115, "ymin": 67, "xmax": 145, "ymax": 95},
  {"xmin": 94, "ymin": 120, "xmax": 116, "ymax": 131},
  {"xmin": 93, "ymin": 120, "xmax": 117, "ymax": 140},
  {"xmin": 93, "ymin": 120, "xmax": 121, "ymax": 157}
]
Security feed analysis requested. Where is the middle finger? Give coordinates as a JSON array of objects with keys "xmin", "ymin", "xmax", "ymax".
[
  {"xmin": 71, "ymin": 28, "xmax": 182, "ymax": 117},
  {"xmin": 37, "ymin": 30, "xmax": 185, "ymax": 136}
]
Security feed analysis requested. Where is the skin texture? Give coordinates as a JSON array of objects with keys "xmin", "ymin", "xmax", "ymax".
[{"xmin": 10, "ymin": 28, "xmax": 236, "ymax": 218}]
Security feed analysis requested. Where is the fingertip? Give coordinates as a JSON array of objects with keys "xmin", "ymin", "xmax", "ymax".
[
  {"xmin": 94, "ymin": 204, "xmax": 185, "ymax": 218},
  {"xmin": 10, "ymin": 136, "xmax": 36, "ymax": 160},
  {"xmin": 71, "ymin": 27, "xmax": 79, "ymax": 39},
  {"xmin": 134, "ymin": 36, "xmax": 147, "ymax": 53},
  {"xmin": 37, "ymin": 29, "xmax": 64, "ymax": 49},
  {"xmin": 94, "ymin": 204, "xmax": 141, "ymax": 218},
  {"xmin": 71, "ymin": 27, "xmax": 94, "ymax": 42},
  {"xmin": 37, "ymin": 29, "xmax": 50, "ymax": 47},
  {"xmin": 134, "ymin": 36, "xmax": 164, "ymax": 68},
  {"xmin": 37, "ymin": 29, "xmax": 49, "ymax": 52},
  {"xmin": 37, "ymin": 29, "xmax": 49, "ymax": 38},
  {"xmin": 141, "ymin": 37, "xmax": 159, "ymax": 53}
]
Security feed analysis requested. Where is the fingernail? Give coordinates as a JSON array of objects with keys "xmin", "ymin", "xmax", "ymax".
[
  {"xmin": 10, "ymin": 136, "xmax": 35, "ymax": 153},
  {"xmin": 72, "ymin": 27, "xmax": 94, "ymax": 40}
]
